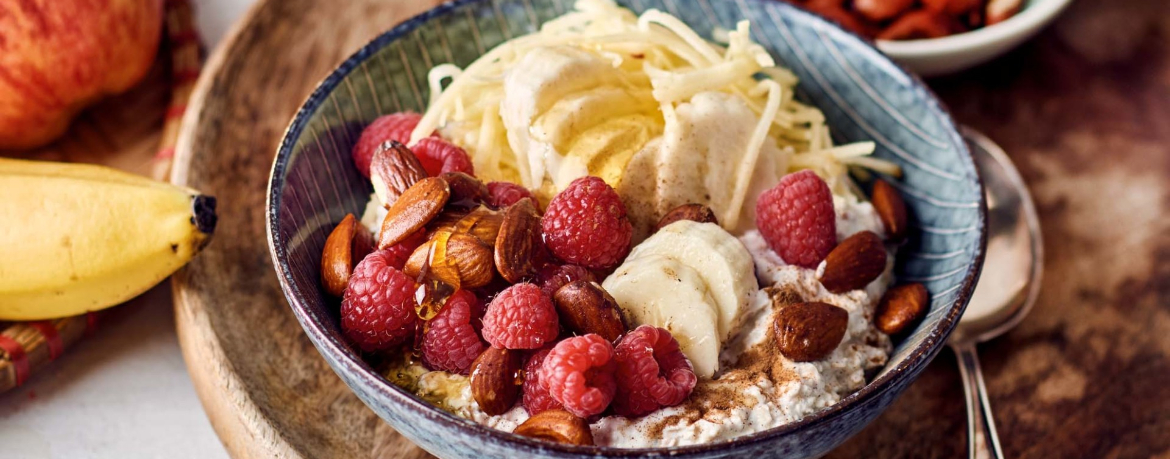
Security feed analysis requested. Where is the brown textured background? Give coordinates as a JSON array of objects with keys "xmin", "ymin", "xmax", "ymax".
[
  {"xmin": 830, "ymin": 0, "xmax": 1170, "ymax": 457},
  {"xmin": 168, "ymin": 0, "xmax": 1170, "ymax": 457}
]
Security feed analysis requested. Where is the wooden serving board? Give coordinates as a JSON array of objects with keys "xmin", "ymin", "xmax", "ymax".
[{"xmin": 170, "ymin": 0, "xmax": 1170, "ymax": 458}]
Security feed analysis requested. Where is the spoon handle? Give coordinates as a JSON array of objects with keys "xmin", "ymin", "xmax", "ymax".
[{"xmin": 954, "ymin": 342, "xmax": 1005, "ymax": 459}]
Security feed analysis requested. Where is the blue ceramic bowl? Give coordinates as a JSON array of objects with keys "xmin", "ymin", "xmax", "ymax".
[{"xmin": 267, "ymin": 0, "xmax": 986, "ymax": 457}]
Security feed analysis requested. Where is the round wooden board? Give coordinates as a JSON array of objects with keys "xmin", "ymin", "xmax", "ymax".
[{"xmin": 170, "ymin": 0, "xmax": 1170, "ymax": 458}]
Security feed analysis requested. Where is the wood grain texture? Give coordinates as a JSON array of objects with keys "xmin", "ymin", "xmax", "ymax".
[{"xmin": 171, "ymin": 0, "xmax": 1170, "ymax": 458}]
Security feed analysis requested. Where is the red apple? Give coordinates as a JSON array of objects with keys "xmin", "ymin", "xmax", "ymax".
[{"xmin": 0, "ymin": 0, "xmax": 163, "ymax": 150}]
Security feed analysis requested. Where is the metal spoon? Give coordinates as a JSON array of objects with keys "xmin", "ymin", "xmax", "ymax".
[{"xmin": 950, "ymin": 127, "xmax": 1044, "ymax": 459}]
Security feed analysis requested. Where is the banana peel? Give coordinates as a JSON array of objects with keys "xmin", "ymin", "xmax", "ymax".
[{"xmin": 0, "ymin": 158, "xmax": 217, "ymax": 320}]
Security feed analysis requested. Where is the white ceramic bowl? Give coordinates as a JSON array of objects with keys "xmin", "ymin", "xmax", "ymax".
[{"xmin": 876, "ymin": 0, "xmax": 1073, "ymax": 76}]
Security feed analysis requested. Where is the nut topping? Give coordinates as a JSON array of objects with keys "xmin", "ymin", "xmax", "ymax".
[
  {"xmin": 654, "ymin": 203, "xmax": 718, "ymax": 233},
  {"xmin": 320, "ymin": 213, "xmax": 374, "ymax": 297},
  {"xmin": 494, "ymin": 198, "xmax": 543, "ymax": 283},
  {"xmin": 378, "ymin": 176, "xmax": 450, "ymax": 249},
  {"xmin": 370, "ymin": 140, "xmax": 427, "ymax": 207},
  {"xmin": 819, "ymin": 230, "xmax": 887, "ymax": 293},
  {"xmin": 470, "ymin": 347, "xmax": 523, "ymax": 416},
  {"xmin": 874, "ymin": 283, "xmax": 929, "ymax": 335},
  {"xmin": 552, "ymin": 281, "xmax": 627, "ymax": 342},
  {"xmin": 871, "ymin": 179, "xmax": 908, "ymax": 242},
  {"xmin": 513, "ymin": 409, "xmax": 594, "ymax": 446},
  {"xmin": 440, "ymin": 171, "xmax": 490, "ymax": 207},
  {"xmin": 773, "ymin": 301, "xmax": 849, "ymax": 362}
]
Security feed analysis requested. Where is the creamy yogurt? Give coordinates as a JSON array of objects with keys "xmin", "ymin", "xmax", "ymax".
[{"xmin": 405, "ymin": 199, "xmax": 894, "ymax": 447}]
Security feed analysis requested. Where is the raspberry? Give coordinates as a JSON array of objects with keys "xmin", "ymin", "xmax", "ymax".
[
  {"xmin": 612, "ymin": 325, "xmax": 697, "ymax": 417},
  {"xmin": 755, "ymin": 170, "xmax": 837, "ymax": 268},
  {"xmin": 486, "ymin": 181, "xmax": 536, "ymax": 209},
  {"xmin": 341, "ymin": 251, "xmax": 420, "ymax": 352},
  {"xmin": 352, "ymin": 113, "xmax": 430, "ymax": 178},
  {"xmin": 411, "ymin": 137, "xmax": 474, "ymax": 177},
  {"xmin": 541, "ymin": 334, "xmax": 617, "ymax": 418},
  {"xmin": 541, "ymin": 176, "xmax": 632, "ymax": 270},
  {"xmin": 536, "ymin": 263, "xmax": 595, "ymax": 298},
  {"xmin": 481, "ymin": 283, "xmax": 559, "ymax": 350},
  {"xmin": 381, "ymin": 230, "xmax": 426, "ymax": 271},
  {"xmin": 522, "ymin": 347, "xmax": 563, "ymax": 415},
  {"xmin": 420, "ymin": 290, "xmax": 486, "ymax": 374}
]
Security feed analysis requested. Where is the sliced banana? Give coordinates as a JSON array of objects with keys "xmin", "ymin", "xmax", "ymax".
[
  {"xmin": 603, "ymin": 253, "xmax": 722, "ymax": 378},
  {"xmin": 628, "ymin": 221, "xmax": 758, "ymax": 338}
]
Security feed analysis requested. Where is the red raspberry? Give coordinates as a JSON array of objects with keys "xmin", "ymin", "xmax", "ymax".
[
  {"xmin": 542, "ymin": 334, "xmax": 617, "ymax": 418},
  {"xmin": 341, "ymin": 251, "xmax": 420, "ymax": 352},
  {"xmin": 352, "ymin": 113, "xmax": 430, "ymax": 178},
  {"xmin": 411, "ymin": 137, "xmax": 474, "ymax": 177},
  {"xmin": 420, "ymin": 290, "xmax": 486, "ymax": 374},
  {"xmin": 381, "ymin": 230, "xmax": 426, "ymax": 271},
  {"xmin": 541, "ymin": 176, "xmax": 632, "ymax": 270},
  {"xmin": 486, "ymin": 181, "xmax": 536, "ymax": 209},
  {"xmin": 612, "ymin": 325, "xmax": 697, "ymax": 417},
  {"xmin": 522, "ymin": 347, "xmax": 563, "ymax": 415},
  {"xmin": 536, "ymin": 263, "xmax": 595, "ymax": 298},
  {"xmin": 755, "ymin": 170, "xmax": 838, "ymax": 268},
  {"xmin": 481, "ymin": 283, "xmax": 559, "ymax": 350}
]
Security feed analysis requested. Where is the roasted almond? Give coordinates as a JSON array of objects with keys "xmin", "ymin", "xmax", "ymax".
[
  {"xmin": 877, "ymin": 10, "xmax": 954, "ymax": 41},
  {"xmin": 872, "ymin": 179, "xmax": 908, "ymax": 242},
  {"xmin": 320, "ymin": 213, "xmax": 374, "ymax": 297},
  {"xmin": 985, "ymin": 0, "xmax": 1022, "ymax": 25},
  {"xmin": 441, "ymin": 171, "xmax": 490, "ymax": 207},
  {"xmin": 552, "ymin": 281, "xmax": 628, "ymax": 342},
  {"xmin": 819, "ymin": 230, "xmax": 887, "ymax": 293},
  {"xmin": 875, "ymin": 283, "xmax": 929, "ymax": 335},
  {"xmin": 773, "ymin": 301, "xmax": 849, "ymax": 362},
  {"xmin": 378, "ymin": 176, "xmax": 449, "ymax": 249},
  {"xmin": 853, "ymin": 0, "xmax": 914, "ymax": 21},
  {"xmin": 654, "ymin": 203, "xmax": 718, "ymax": 233},
  {"xmin": 403, "ymin": 239, "xmax": 431, "ymax": 279},
  {"xmin": 455, "ymin": 206, "xmax": 504, "ymax": 247},
  {"xmin": 513, "ymin": 409, "xmax": 594, "ymax": 446},
  {"xmin": 470, "ymin": 347, "xmax": 523, "ymax": 416},
  {"xmin": 442, "ymin": 232, "xmax": 495, "ymax": 288},
  {"xmin": 370, "ymin": 140, "xmax": 427, "ymax": 207},
  {"xmin": 494, "ymin": 198, "xmax": 543, "ymax": 283}
]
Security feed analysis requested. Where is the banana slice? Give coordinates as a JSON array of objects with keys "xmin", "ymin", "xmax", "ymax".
[
  {"xmin": 603, "ymin": 254, "xmax": 722, "ymax": 378},
  {"xmin": 628, "ymin": 221, "xmax": 758, "ymax": 338}
]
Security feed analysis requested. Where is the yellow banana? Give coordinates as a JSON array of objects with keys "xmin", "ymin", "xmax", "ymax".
[{"xmin": 0, "ymin": 158, "xmax": 216, "ymax": 320}]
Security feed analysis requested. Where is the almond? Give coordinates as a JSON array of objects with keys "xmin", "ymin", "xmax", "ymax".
[
  {"xmin": 985, "ymin": 0, "xmax": 1022, "ymax": 25},
  {"xmin": 403, "ymin": 239, "xmax": 431, "ymax": 279},
  {"xmin": 370, "ymin": 140, "xmax": 427, "ymax": 207},
  {"xmin": 819, "ymin": 230, "xmax": 887, "ymax": 293},
  {"xmin": 552, "ymin": 281, "xmax": 628, "ymax": 342},
  {"xmin": 442, "ymin": 232, "xmax": 495, "ymax": 288},
  {"xmin": 378, "ymin": 176, "xmax": 449, "ymax": 249},
  {"xmin": 428, "ymin": 206, "xmax": 503, "ymax": 247},
  {"xmin": 320, "ymin": 214, "xmax": 374, "ymax": 297},
  {"xmin": 494, "ymin": 198, "xmax": 543, "ymax": 283},
  {"xmin": 654, "ymin": 203, "xmax": 718, "ymax": 233},
  {"xmin": 440, "ymin": 171, "xmax": 490, "ymax": 207},
  {"xmin": 513, "ymin": 409, "xmax": 594, "ymax": 446},
  {"xmin": 470, "ymin": 347, "xmax": 523, "ymax": 416},
  {"xmin": 853, "ymin": 0, "xmax": 914, "ymax": 22},
  {"xmin": 875, "ymin": 283, "xmax": 929, "ymax": 335},
  {"xmin": 872, "ymin": 179, "xmax": 908, "ymax": 242},
  {"xmin": 406, "ymin": 232, "xmax": 494, "ymax": 289},
  {"xmin": 773, "ymin": 301, "xmax": 848, "ymax": 362}
]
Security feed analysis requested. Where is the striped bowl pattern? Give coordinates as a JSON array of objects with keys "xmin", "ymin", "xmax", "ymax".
[{"xmin": 267, "ymin": 0, "xmax": 986, "ymax": 457}]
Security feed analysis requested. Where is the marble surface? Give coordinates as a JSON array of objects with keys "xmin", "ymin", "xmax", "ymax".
[{"xmin": 0, "ymin": 2, "xmax": 255, "ymax": 458}]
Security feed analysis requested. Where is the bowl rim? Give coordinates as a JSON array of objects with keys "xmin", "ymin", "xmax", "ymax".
[
  {"xmin": 876, "ymin": 0, "xmax": 1074, "ymax": 56},
  {"xmin": 266, "ymin": 0, "xmax": 988, "ymax": 455}
]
